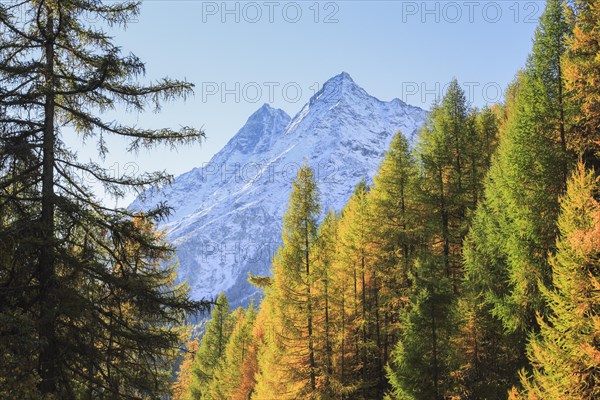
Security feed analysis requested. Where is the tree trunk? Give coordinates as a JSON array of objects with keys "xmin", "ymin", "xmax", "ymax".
[
  {"xmin": 305, "ymin": 212, "xmax": 316, "ymax": 394},
  {"xmin": 324, "ymin": 277, "xmax": 332, "ymax": 394},
  {"xmin": 431, "ymin": 299, "xmax": 440, "ymax": 400},
  {"xmin": 341, "ymin": 293, "xmax": 346, "ymax": 399},
  {"xmin": 360, "ymin": 253, "xmax": 367, "ymax": 398},
  {"xmin": 39, "ymin": 7, "xmax": 58, "ymax": 395},
  {"xmin": 438, "ymin": 167, "xmax": 450, "ymax": 281}
]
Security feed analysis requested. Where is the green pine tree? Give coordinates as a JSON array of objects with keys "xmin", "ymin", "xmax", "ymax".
[
  {"xmin": 370, "ymin": 131, "xmax": 420, "ymax": 292},
  {"xmin": 468, "ymin": 73, "xmax": 568, "ymax": 333},
  {"xmin": 528, "ymin": 0, "xmax": 570, "ymax": 152},
  {"xmin": 459, "ymin": 2, "xmax": 572, "ymax": 395}
]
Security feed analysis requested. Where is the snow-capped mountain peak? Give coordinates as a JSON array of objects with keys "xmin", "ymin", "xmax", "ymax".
[
  {"xmin": 221, "ymin": 103, "xmax": 290, "ymax": 155},
  {"xmin": 308, "ymin": 71, "xmax": 369, "ymax": 106},
  {"xmin": 131, "ymin": 73, "xmax": 428, "ymax": 307}
]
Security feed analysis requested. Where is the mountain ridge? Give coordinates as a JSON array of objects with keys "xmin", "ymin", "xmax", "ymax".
[{"xmin": 131, "ymin": 72, "xmax": 428, "ymax": 307}]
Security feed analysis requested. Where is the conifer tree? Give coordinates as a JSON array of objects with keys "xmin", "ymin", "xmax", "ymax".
[
  {"xmin": 253, "ymin": 163, "xmax": 321, "ymax": 399},
  {"xmin": 0, "ymin": 0, "xmax": 206, "ymax": 396},
  {"xmin": 458, "ymin": 3, "xmax": 572, "ymax": 395},
  {"xmin": 312, "ymin": 211, "xmax": 339, "ymax": 397},
  {"xmin": 386, "ymin": 255, "xmax": 455, "ymax": 400},
  {"xmin": 334, "ymin": 181, "xmax": 383, "ymax": 398},
  {"xmin": 453, "ymin": 106, "xmax": 516, "ymax": 400},
  {"xmin": 511, "ymin": 163, "xmax": 600, "ymax": 400},
  {"xmin": 453, "ymin": 253, "xmax": 525, "ymax": 399},
  {"xmin": 467, "ymin": 77, "xmax": 568, "ymax": 333},
  {"xmin": 415, "ymin": 79, "xmax": 476, "ymax": 290},
  {"xmin": 529, "ymin": 0, "xmax": 570, "ymax": 152},
  {"xmin": 564, "ymin": 0, "xmax": 600, "ymax": 166},
  {"xmin": 459, "ymin": 75, "xmax": 567, "ymax": 396},
  {"xmin": 468, "ymin": 106, "xmax": 500, "ymax": 206},
  {"xmin": 370, "ymin": 131, "xmax": 420, "ymax": 296},
  {"xmin": 387, "ymin": 80, "xmax": 496, "ymax": 400},
  {"xmin": 329, "ymin": 198, "xmax": 361, "ymax": 398},
  {"xmin": 463, "ymin": 0, "xmax": 570, "ymax": 334},
  {"xmin": 188, "ymin": 292, "xmax": 233, "ymax": 399},
  {"xmin": 233, "ymin": 305, "xmax": 263, "ymax": 400},
  {"xmin": 253, "ymin": 293, "xmax": 290, "ymax": 399},
  {"xmin": 368, "ymin": 131, "xmax": 421, "ymax": 396},
  {"xmin": 173, "ymin": 338, "xmax": 200, "ymax": 400},
  {"xmin": 207, "ymin": 304, "xmax": 257, "ymax": 400}
]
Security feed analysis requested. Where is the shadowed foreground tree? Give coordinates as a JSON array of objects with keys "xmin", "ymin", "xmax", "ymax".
[{"xmin": 0, "ymin": 0, "xmax": 207, "ymax": 398}]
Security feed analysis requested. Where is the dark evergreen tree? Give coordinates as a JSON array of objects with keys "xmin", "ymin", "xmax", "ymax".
[
  {"xmin": 0, "ymin": 1, "xmax": 206, "ymax": 397},
  {"xmin": 387, "ymin": 80, "xmax": 494, "ymax": 400}
]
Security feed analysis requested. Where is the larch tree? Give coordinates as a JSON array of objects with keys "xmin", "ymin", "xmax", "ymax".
[
  {"xmin": 387, "ymin": 80, "xmax": 495, "ymax": 400},
  {"xmin": 334, "ymin": 180, "xmax": 382, "ymax": 399},
  {"xmin": 253, "ymin": 163, "xmax": 321, "ymax": 399},
  {"xmin": 459, "ymin": 73, "xmax": 567, "ymax": 394},
  {"xmin": 460, "ymin": 2, "xmax": 572, "ymax": 395},
  {"xmin": 415, "ymin": 79, "xmax": 475, "ymax": 290},
  {"xmin": 511, "ymin": 163, "xmax": 600, "ymax": 400},
  {"xmin": 329, "ymin": 199, "xmax": 361, "ymax": 398},
  {"xmin": 529, "ymin": 0, "xmax": 570, "ymax": 153},
  {"xmin": 253, "ymin": 292, "xmax": 289, "ymax": 399},
  {"xmin": 312, "ymin": 211, "xmax": 339, "ymax": 397},
  {"xmin": 467, "ymin": 74, "xmax": 568, "ymax": 332},
  {"xmin": 368, "ymin": 131, "xmax": 421, "ymax": 396},
  {"xmin": 386, "ymin": 255, "xmax": 456, "ymax": 400},
  {"xmin": 0, "ymin": 0, "xmax": 207, "ymax": 397},
  {"xmin": 232, "ymin": 304, "xmax": 264, "ymax": 400},
  {"xmin": 564, "ymin": 0, "xmax": 600, "ymax": 167},
  {"xmin": 173, "ymin": 338, "xmax": 200, "ymax": 400},
  {"xmin": 188, "ymin": 292, "xmax": 233, "ymax": 400},
  {"xmin": 207, "ymin": 304, "xmax": 257, "ymax": 400}
]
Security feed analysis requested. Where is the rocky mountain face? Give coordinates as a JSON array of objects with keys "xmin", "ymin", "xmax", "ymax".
[{"xmin": 130, "ymin": 72, "xmax": 427, "ymax": 307}]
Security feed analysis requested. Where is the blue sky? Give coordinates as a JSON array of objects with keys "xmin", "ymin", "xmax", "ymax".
[{"xmin": 77, "ymin": 0, "xmax": 543, "ymax": 205}]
